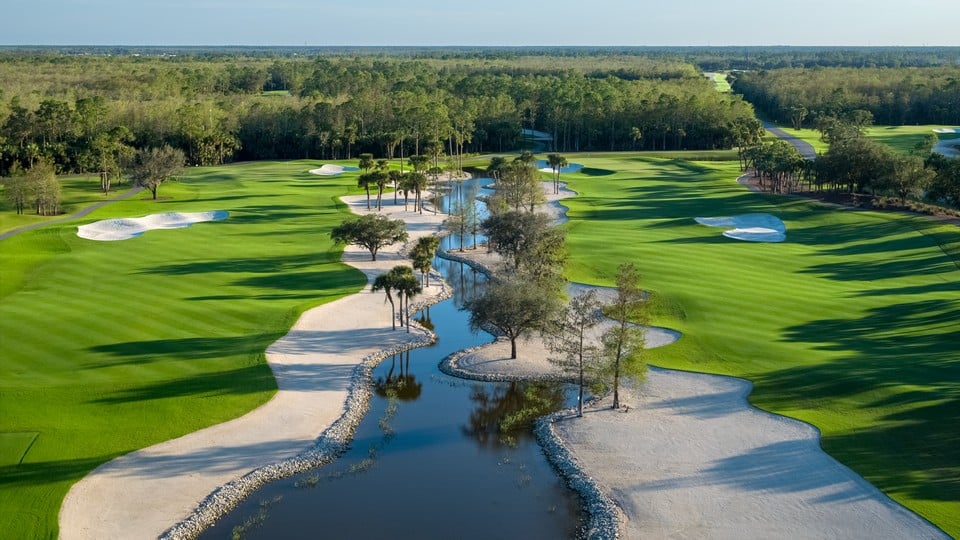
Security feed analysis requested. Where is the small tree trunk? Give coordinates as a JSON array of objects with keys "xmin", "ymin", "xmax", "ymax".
[
  {"xmin": 510, "ymin": 336, "xmax": 517, "ymax": 359},
  {"xmin": 578, "ymin": 363, "xmax": 584, "ymax": 418},
  {"xmin": 389, "ymin": 298, "xmax": 396, "ymax": 331}
]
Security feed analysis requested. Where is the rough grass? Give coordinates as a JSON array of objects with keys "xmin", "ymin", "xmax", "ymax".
[
  {"xmin": 562, "ymin": 155, "xmax": 960, "ymax": 536},
  {"xmin": 0, "ymin": 160, "xmax": 367, "ymax": 538}
]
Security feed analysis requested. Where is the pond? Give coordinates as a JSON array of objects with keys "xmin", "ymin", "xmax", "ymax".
[{"xmin": 199, "ymin": 179, "xmax": 582, "ymax": 539}]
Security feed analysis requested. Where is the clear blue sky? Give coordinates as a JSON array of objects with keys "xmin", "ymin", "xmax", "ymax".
[{"xmin": 3, "ymin": 0, "xmax": 958, "ymax": 46}]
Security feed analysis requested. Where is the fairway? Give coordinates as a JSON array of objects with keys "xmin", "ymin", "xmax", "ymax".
[
  {"xmin": 773, "ymin": 124, "xmax": 958, "ymax": 155},
  {"xmin": 0, "ymin": 161, "xmax": 367, "ymax": 537},
  {"xmin": 562, "ymin": 155, "xmax": 960, "ymax": 535}
]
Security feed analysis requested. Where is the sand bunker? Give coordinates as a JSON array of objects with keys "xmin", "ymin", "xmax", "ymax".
[
  {"xmin": 932, "ymin": 128, "xmax": 960, "ymax": 134},
  {"xmin": 695, "ymin": 213, "xmax": 786, "ymax": 242},
  {"xmin": 77, "ymin": 211, "xmax": 228, "ymax": 241},
  {"xmin": 553, "ymin": 368, "xmax": 948, "ymax": 539},
  {"xmin": 308, "ymin": 164, "xmax": 360, "ymax": 176},
  {"xmin": 535, "ymin": 159, "xmax": 584, "ymax": 174}
]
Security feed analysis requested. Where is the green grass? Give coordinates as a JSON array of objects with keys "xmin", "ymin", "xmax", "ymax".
[
  {"xmin": 562, "ymin": 155, "xmax": 960, "ymax": 536},
  {"xmin": 707, "ymin": 72, "xmax": 731, "ymax": 92},
  {"xmin": 0, "ymin": 160, "xmax": 368, "ymax": 538},
  {"xmin": 774, "ymin": 126, "xmax": 830, "ymax": 154},
  {"xmin": 0, "ymin": 433, "xmax": 39, "ymax": 466},
  {"xmin": 0, "ymin": 175, "xmax": 139, "ymax": 234},
  {"xmin": 772, "ymin": 124, "xmax": 959, "ymax": 156},
  {"xmin": 864, "ymin": 125, "xmax": 957, "ymax": 154}
]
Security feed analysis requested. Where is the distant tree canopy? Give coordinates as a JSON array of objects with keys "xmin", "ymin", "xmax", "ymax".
[
  {"xmin": 732, "ymin": 67, "xmax": 960, "ymax": 127},
  {"xmin": 0, "ymin": 52, "xmax": 761, "ymax": 176}
]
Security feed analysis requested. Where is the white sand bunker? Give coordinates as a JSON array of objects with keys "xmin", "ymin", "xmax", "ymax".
[
  {"xmin": 695, "ymin": 213, "xmax": 786, "ymax": 242},
  {"xmin": 932, "ymin": 128, "xmax": 959, "ymax": 134},
  {"xmin": 535, "ymin": 159, "xmax": 584, "ymax": 174},
  {"xmin": 308, "ymin": 164, "xmax": 360, "ymax": 176},
  {"xmin": 77, "ymin": 211, "xmax": 228, "ymax": 241}
]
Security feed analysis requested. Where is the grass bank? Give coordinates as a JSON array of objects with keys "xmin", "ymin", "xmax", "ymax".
[
  {"xmin": 561, "ymin": 154, "xmax": 960, "ymax": 535},
  {"xmin": 0, "ymin": 160, "xmax": 367, "ymax": 537}
]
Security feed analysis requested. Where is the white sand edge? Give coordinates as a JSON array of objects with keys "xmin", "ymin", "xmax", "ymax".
[
  {"xmin": 59, "ymin": 193, "xmax": 449, "ymax": 539},
  {"xmin": 553, "ymin": 368, "xmax": 949, "ymax": 539},
  {"xmin": 444, "ymin": 183, "xmax": 943, "ymax": 538},
  {"xmin": 308, "ymin": 164, "xmax": 358, "ymax": 176},
  {"xmin": 696, "ymin": 213, "xmax": 787, "ymax": 242},
  {"xmin": 77, "ymin": 211, "xmax": 228, "ymax": 241}
]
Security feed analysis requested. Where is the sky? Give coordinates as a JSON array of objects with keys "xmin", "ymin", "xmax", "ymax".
[{"xmin": 2, "ymin": 0, "xmax": 959, "ymax": 47}]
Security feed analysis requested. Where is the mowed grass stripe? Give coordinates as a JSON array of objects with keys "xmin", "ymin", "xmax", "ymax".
[
  {"xmin": 0, "ymin": 160, "xmax": 368, "ymax": 538},
  {"xmin": 563, "ymin": 155, "xmax": 960, "ymax": 535}
]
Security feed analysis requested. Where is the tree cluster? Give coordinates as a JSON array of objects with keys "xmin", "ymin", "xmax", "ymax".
[
  {"xmin": 0, "ymin": 53, "xmax": 759, "ymax": 178},
  {"xmin": 732, "ymin": 67, "xmax": 960, "ymax": 127},
  {"xmin": 2, "ymin": 159, "xmax": 60, "ymax": 215}
]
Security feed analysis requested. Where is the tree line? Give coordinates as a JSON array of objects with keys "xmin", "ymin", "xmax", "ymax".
[
  {"xmin": 0, "ymin": 53, "xmax": 758, "ymax": 178},
  {"xmin": 741, "ymin": 116, "xmax": 960, "ymax": 212},
  {"xmin": 732, "ymin": 67, "xmax": 960, "ymax": 127}
]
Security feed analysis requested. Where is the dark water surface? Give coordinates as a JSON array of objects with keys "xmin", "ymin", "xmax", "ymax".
[{"xmin": 199, "ymin": 180, "xmax": 581, "ymax": 539}]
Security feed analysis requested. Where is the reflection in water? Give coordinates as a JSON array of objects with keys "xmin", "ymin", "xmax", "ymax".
[
  {"xmin": 465, "ymin": 381, "xmax": 567, "ymax": 448},
  {"xmin": 199, "ymin": 176, "xmax": 580, "ymax": 540},
  {"xmin": 414, "ymin": 306, "xmax": 435, "ymax": 331},
  {"xmin": 373, "ymin": 352, "xmax": 423, "ymax": 402}
]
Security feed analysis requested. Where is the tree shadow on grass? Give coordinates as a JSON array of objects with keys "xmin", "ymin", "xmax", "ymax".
[
  {"xmin": 91, "ymin": 364, "xmax": 276, "ymax": 404},
  {"xmin": 578, "ymin": 167, "xmax": 615, "ymax": 176},
  {"xmin": 754, "ymin": 298, "xmax": 960, "ymax": 503},
  {"xmin": 140, "ymin": 252, "xmax": 341, "ymax": 276},
  {"xmin": 0, "ymin": 455, "xmax": 118, "ymax": 488},
  {"xmin": 233, "ymin": 267, "xmax": 364, "ymax": 292},
  {"xmin": 799, "ymin": 256, "xmax": 958, "ymax": 282},
  {"xmin": 88, "ymin": 335, "xmax": 283, "ymax": 366}
]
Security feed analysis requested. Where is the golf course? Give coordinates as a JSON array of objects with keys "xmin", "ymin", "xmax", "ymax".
[
  {"xmin": 561, "ymin": 155, "xmax": 960, "ymax": 534},
  {"xmin": 1, "ymin": 154, "xmax": 958, "ymax": 537},
  {"xmin": 0, "ymin": 160, "xmax": 368, "ymax": 537}
]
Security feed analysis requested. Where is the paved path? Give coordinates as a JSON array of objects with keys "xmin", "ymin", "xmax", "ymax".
[
  {"xmin": 762, "ymin": 121, "xmax": 818, "ymax": 160},
  {"xmin": 0, "ymin": 186, "xmax": 143, "ymax": 241}
]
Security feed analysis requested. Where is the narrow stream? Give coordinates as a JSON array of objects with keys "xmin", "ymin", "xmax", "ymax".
[{"xmin": 200, "ymin": 178, "xmax": 582, "ymax": 539}]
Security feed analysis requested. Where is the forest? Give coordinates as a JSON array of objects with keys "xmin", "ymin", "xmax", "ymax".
[
  {"xmin": 0, "ymin": 51, "xmax": 754, "ymax": 178},
  {"xmin": 732, "ymin": 66, "xmax": 960, "ymax": 126},
  {"xmin": 2, "ymin": 47, "xmax": 960, "ymax": 214}
]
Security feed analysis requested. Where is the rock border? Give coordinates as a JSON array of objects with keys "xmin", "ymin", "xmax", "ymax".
[
  {"xmin": 536, "ymin": 410, "xmax": 623, "ymax": 539},
  {"xmin": 160, "ymin": 287, "xmax": 452, "ymax": 539},
  {"xmin": 437, "ymin": 245, "xmax": 623, "ymax": 539}
]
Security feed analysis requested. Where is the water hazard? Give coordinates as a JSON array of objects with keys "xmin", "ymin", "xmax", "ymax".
[{"xmin": 199, "ymin": 179, "xmax": 582, "ymax": 539}]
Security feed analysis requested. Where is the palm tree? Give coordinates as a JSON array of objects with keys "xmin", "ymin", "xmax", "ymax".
[
  {"xmin": 408, "ymin": 172, "xmax": 428, "ymax": 214},
  {"xmin": 411, "ymin": 235, "xmax": 440, "ymax": 287},
  {"xmin": 358, "ymin": 152, "xmax": 375, "ymax": 173},
  {"xmin": 398, "ymin": 172, "xmax": 413, "ymax": 211},
  {"xmin": 388, "ymin": 169, "xmax": 403, "ymax": 205},
  {"xmin": 390, "ymin": 266, "xmax": 422, "ymax": 333},
  {"xmin": 357, "ymin": 172, "xmax": 374, "ymax": 210},
  {"xmin": 546, "ymin": 153, "xmax": 567, "ymax": 194},
  {"xmin": 373, "ymin": 171, "xmax": 389, "ymax": 211},
  {"xmin": 372, "ymin": 271, "xmax": 399, "ymax": 330}
]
